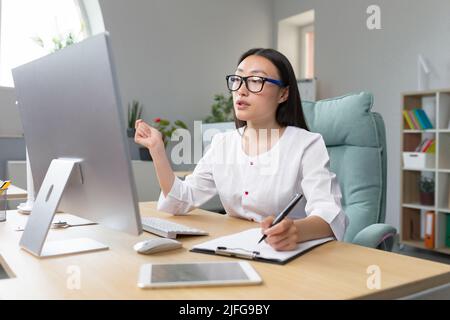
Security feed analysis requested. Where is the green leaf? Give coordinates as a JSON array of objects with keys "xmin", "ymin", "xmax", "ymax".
[
  {"xmin": 204, "ymin": 93, "xmax": 234, "ymax": 123},
  {"xmin": 31, "ymin": 36, "xmax": 45, "ymax": 48},
  {"xmin": 174, "ymin": 120, "xmax": 188, "ymax": 129},
  {"xmin": 127, "ymin": 100, "xmax": 143, "ymax": 128}
]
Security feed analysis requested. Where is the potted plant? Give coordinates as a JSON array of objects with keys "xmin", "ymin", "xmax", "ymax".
[
  {"xmin": 419, "ymin": 176, "xmax": 435, "ymax": 206},
  {"xmin": 152, "ymin": 117, "xmax": 188, "ymax": 147},
  {"xmin": 138, "ymin": 117, "xmax": 188, "ymax": 161},
  {"xmin": 201, "ymin": 94, "xmax": 235, "ymax": 152},
  {"xmin": 31, "ymin": 23, "xmax": 85, "ymax": 53},
  {"xmin": 127, "ymin": 100, "xmax": 143, "ymax": 138},
  {"xmin": 204, "ymin": 94, "xmax": 234, "ymax": 123}
]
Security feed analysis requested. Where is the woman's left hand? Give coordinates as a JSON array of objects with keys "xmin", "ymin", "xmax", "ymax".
[{"xmin": 261, "ymin": 216, "xmax": 300, "ymax": 251}]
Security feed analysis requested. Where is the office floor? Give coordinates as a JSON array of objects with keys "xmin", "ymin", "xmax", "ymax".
[
  {"xmin": 393, "ymin": 243, "xmax": 450, "ymax": 265},
  {"xmin": 393, "ymin": 244, "xmax": 450, "ymax": 299}
]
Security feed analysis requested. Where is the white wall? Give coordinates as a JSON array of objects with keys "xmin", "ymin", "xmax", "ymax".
[
  {"xmin": 0, "ymin": 0, "xmax": 273, "ymax": 136},
  {"xmin": 99, "ymin": 0, "xmax": 273, "ymax": 134},
  {"xmin": 81, "ymin": 0, "xmax": 105, "ymax": 35},
  {"xmin": 277, "ymin": 22, "xmax": 300, "ymax": 77},
  {"xmin": 273, "ymin": 0, "xmax": 450, "ymax": 230}
]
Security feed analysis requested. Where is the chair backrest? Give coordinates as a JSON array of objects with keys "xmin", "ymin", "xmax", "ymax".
[{"xmin": 302, "ymin": 92, "xmax": 387, "ymax": 242}]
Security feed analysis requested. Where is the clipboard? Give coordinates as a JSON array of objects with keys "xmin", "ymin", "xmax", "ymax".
[{"xmin": 190, "ymin": 228, "xmax": 334, "ymax": 265}]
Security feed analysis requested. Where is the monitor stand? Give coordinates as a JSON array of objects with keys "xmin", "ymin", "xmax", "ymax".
[{"xmin": 19, "ymin": 158, "xmax": 109, "ymax": 258}]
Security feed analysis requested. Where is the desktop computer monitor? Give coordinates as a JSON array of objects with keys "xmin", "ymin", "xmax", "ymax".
[{"xmin": 12, "ymin": 32, "xmax": 142, "ymax": 257}]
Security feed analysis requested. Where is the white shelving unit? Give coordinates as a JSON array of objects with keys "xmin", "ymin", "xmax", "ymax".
[{"xmin": 400, "ymin": 89, "xmax": 450, "ymax": 255}]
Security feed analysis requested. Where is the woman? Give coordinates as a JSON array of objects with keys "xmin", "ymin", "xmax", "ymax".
[{"xmin": 135, "ymin": 48, "xmax": 348, "ymax": 251}]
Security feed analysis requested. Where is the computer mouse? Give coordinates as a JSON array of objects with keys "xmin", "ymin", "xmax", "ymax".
[{"xmin": 133, "ymin": 238, "xmax": 182, "ymax": 255}]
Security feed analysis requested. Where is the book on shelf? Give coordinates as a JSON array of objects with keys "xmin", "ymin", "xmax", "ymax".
[
  {"xmin": 403, "ymin": 108, "xmax": 434, "ymax": 130},
  {"xmin": 448, "ymin": 181, "xmax": 450, "ymax": 210},
  {"xmin": 446, "ymin": 215, "xmax": 450, "ymax": 248},
  {"xmin": 415, "ymin": 138, "xmax": 435, "ymax": 153},
  {"xmin": 422, "ymin": 139, "xmax": 435, "ymax": 153},
  {"xmin": 413, "ymin": 109, "xmax": 433, "ymax": 129},
  {"xmin": 448, "ymin": 182, "xmax": 450, "ymax": 209},
  {"xmin": 402, "ymin": 110, "xmax": 414, "ymax": 129},
  {"xmin": 424, "ymin": 211, "xmax": 435, "ymax": 249},
  {"xmin": 425, "ymin": 140, "xmax": 435, "ymax": 153},
  {"xmin": 403, "ymin": 110, "xmax": 420, "ymax": 129},
  {"xmin": 409, "ymin": 110, "xmax": 421, "ymax": 129},
  {"xmin": 413, "ymin": 109, "xmax": 426, "ymax": 129},
  {"xmin": 416, "ymin": 109, "xmax": 433, "ymax": 129},
  {"xmin": 420, "ymin": 211, "xmax": 425, "ymax": 240},
  {"xmin": 415, "ymin": 139, "xmax": 427, "ymax": 152}
]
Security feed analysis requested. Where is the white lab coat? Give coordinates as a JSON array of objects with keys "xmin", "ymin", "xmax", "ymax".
[{"xmin": 158, "ymin": 126, "xmax": 348, "ymax": 241}]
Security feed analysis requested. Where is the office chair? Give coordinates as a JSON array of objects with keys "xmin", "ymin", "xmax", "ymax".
[{"xmin": 302, "ymin": 92, "xmax": 397, "ymax": 251}]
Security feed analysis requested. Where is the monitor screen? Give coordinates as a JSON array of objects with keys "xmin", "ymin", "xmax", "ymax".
[{"xmin": 12, "ymin": 32, "xmax": 142, "ymax": 236}]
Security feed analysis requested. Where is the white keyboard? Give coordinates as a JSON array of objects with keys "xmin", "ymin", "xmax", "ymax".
[{"xmin": 141, "ymin": 217, "xmax": 209, "ymax": 239}]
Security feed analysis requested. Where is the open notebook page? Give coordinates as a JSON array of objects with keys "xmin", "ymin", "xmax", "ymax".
[{"xmin": 192, "ymin": 228, "xmax": 334, "ymax": 262}]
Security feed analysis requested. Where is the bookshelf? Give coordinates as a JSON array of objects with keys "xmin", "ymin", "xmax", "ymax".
[
  {"xmin": 401, "ymin": 89, "xmax": 450, "ymax": 255},
  {"xmin": 400, "ymin": 89, "xmax": 450, "ymax": 254}
]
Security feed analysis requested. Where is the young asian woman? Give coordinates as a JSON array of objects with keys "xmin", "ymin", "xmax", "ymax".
[{"xmin": 134, "ymin": 48, "xmax": 348, "ymax": 251}]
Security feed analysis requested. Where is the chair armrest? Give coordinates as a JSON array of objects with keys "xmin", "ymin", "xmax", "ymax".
[{"xmin": 352, "ymin": 223, "xmax": 397, "ymax": 251}]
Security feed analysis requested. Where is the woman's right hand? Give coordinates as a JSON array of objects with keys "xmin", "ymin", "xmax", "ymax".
[{"xmin": 134, "ymin": 119, "xmax": 164, "ymax": 151}]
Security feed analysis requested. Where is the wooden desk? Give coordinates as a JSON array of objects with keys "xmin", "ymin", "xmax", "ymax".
[
  {"xmin": 0, "ymin": 182, "xmax": 27, "ymax": 200},
  {"xmin": 0, "ymin": 202, "xmax": 449, "ymax": 299}
]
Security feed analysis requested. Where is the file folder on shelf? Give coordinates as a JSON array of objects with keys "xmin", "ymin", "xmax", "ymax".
[{"xmin": 424, "ymin": 211, "xmax": 435, "ymax": 249}]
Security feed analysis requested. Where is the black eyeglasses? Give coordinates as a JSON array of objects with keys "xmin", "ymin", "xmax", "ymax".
[{"xmin": 226, "ymin": 75, "xmax": 285, "ymax": 93}]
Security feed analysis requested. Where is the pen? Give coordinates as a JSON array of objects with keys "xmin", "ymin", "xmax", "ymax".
[
  {"xmin": 0, "ymin": 180, "xmax": 11, "ymax": 190},
  {"xmin": 257, "ymin": 193, "xmax": 303, "ymax": 244},
  {"xmin": 216, "ymin": 247, "xmax": 260, "ymax": 259}
]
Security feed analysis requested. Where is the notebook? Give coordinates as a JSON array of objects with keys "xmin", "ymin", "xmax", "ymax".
[{"xmin": 191, "ymin": 228, "xmax": 334, "ymax": 265}]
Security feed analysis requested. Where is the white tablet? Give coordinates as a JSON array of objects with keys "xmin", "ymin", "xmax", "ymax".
[{"xmin": 138, "ymin": 261, "xmax": 262, "ymax": 289}]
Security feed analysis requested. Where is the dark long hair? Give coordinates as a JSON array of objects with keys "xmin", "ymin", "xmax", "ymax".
[{"xmin": 233, "ymin": 48, "xmax": 309, "ymax": 131}]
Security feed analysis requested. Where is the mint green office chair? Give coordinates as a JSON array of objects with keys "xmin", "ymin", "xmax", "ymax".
[{"xmin": 302, "ymin": 92, "xmax": 397, "ymax": 251}]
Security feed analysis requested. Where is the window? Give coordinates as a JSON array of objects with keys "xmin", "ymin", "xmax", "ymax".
[
  {"xmin": 0, "ymin": 0, "xmax": 89, "ymax": 87},
  {"xmin": 277, "ymin": 10, "xmax": 315, "ymax": 80},
  {"xmin": 300, "ymin": 24, "xmax": 314, "ymax": 79}
]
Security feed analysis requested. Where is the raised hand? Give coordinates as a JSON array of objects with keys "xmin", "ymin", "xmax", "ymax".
[{"xmin": 134, "ymin": 119, "xmax": 164, "ymax": 151}]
